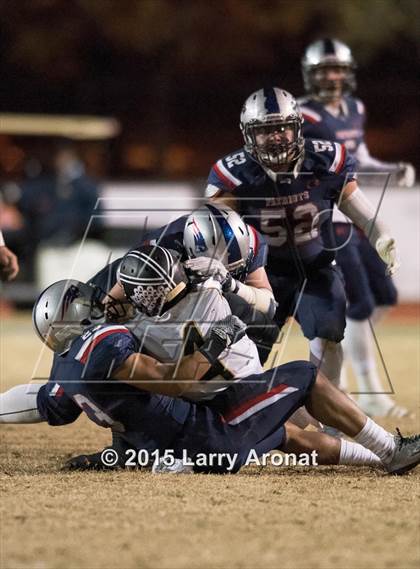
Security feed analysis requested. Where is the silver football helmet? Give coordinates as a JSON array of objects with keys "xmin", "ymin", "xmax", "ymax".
[
  {"xmin": 183, "ymin": 203, "xmax": 252, "ymax": 280},
  {"xmin": 32, "ymin": 279, "xmax": 105, "ymax": 352},
  {"xmin": 302, "ymin": 38, "xmax": 356, "ymax": 101},
  {"xmin": 240, "ymin": 87, "xmax": 304, "ymax": 173}
]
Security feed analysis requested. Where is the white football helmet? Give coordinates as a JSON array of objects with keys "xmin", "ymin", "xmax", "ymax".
[
  {"xmin": 240, "ymin": 87, "xmax": 304, "ymax": 174},
  {"xmin": 302, "ymin": 38, "xmax": 356, "ymax": 101},
  {"xmin": 183, "ymin": 203, "xmax": 252, "ymax": 280},
  {"xmin": 32, "ymin": 279, "xmax": 105, "ymax": 352}
]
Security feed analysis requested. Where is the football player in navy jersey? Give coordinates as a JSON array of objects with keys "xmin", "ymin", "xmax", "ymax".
[
  {"xmin": 205, "ymin": 86, "xmax": 399, "ymax": 402},
  {"xmin": 2, "ymin": 273, "xmax": 419, "ymax": 475},
  {"xmin": 298, "ymin": 39, "xmax": 415, "ymax": 417}
]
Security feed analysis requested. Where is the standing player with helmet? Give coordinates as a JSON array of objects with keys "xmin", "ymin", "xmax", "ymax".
[
  {"xmin": 299, "ymin": 39, "xmax": 415, "ymax": 416},
  {"xmin": 206, "ymin": 86, "xmax": 399, "ymax": 395}
]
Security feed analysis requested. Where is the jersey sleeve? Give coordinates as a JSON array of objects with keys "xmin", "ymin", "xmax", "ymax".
[
  {"xmin": 300, "ymin": 105, "xmax": 329, "ymax": 141},
  {"xmin": 74, "ymin": 325, "xmax": 137, "ymax": 379},
  {"xmin": 247, "ymin": 226, "xmax": 268, "ymax": 273},
  {"xmin": 309, "ymin": 139, "xmax": 357, "ymax": 178},
  {"xmin": 333, "ymin": 142, "xmax": 357, "ymax": 181},
  {"xmin": 207, "ymin": 152, "xmax": 246, "ymax": 194}
]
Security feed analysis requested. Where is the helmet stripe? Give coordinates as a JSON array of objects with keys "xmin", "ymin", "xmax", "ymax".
[
  {"xmin": 323, "ymin": 38, "xmax": 336, "ymax": 55},
  {"xmin": 124, "ymin": 250, "xmax": 176, "ymax": 287},
  {"xmin": 206, "ymin": 203, "xmax": 242, "ymax": 265},
  {"xmin": 263, "ymin": 87, "xmax": 280, "ymax": 113}
]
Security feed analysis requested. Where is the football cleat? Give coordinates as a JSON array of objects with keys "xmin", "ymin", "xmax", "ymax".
[
  {"xmin": 384, "ymin": 429, "xmax": 420, "ymax": 475},
  {"xmin": 152, "ymin": 457, "xmax": 194, "ymax": 474},
  {"xmin": 63, "ymin": 431, "xmax": 132, "ymax": 471},
  {"xmin": 64, "ymin": 450, "xmax": 114, "ymax": 471}
]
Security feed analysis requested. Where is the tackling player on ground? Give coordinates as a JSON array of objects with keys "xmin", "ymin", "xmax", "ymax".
[{"xmin": 1, "ymin": 250, "xmax": 419, "ymax": 475}]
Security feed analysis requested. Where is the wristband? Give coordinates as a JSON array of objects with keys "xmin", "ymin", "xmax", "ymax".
[{"xmin": 199, "ymin": 330, "xmax": 229, "ymax": 366}]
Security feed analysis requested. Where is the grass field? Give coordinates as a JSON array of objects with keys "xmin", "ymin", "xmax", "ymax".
[{"xmin": 1, "ymin": 312, "xmax": 419, "ymax": 569}]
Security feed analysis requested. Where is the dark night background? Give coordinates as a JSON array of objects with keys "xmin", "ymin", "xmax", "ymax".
[{"xmin": 0, "ymin": 0, "xmax": 419, "ymax": 180}]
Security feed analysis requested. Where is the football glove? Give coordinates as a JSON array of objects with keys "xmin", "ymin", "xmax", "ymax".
[
  {"xmin": 375, "ymin": 235, "xmax": 400, "ymax": 275},
  {"xmin": 396, "ymin": 162, "xmax": 416, "ymax": 188},
  {"xmin": 184, "ymin": 257, "xmax": 235, "ymax": 292},
  {"xmin": 199, "ymin": 315, "xmax": 247, "ymax": 365}
]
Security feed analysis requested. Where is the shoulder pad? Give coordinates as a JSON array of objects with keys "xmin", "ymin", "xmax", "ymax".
[
  {"xmin": 75, "ymin": 324, "xmax": 131, "ymax": 364},
  {"xmin": 300, "ymin": 105, "xmax": 322, "ymax": 124},
  {"xmin": 208, "ymin": 149, "xmax": 253, "ymax": 191},
  {"xmin": 305, "ymin": 139, "xmax": 349, "ymax": 174}
]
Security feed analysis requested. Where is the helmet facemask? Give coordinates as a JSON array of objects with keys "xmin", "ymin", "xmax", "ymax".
[
  {"xmin": 244, "ymin": 116, "xmax": 304, "ymax": 172},
  {"xmin": 307, "ymin": 62, "xmax": 356, "ymax": 103},
  {"xmin": 118, "ymin": 247, "xmax": 188, "ymax": 318}
]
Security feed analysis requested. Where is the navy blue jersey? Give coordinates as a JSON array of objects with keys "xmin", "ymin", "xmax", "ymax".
[
  {"xmin": 207, "ymin": 139, "xmax": 356, "ymax": 275},
  {"xmin": 37, "ymin": 324, "xmax": 192, "ymax": 451},
  {"xmin": 299, "ymin": 95, "xmax": 365, "ymax": 154}
]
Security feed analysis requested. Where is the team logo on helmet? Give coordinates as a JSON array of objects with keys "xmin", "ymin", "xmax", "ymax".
[{"xmin": 190, "ymin": 219, "xmax": 207, "ymax": 253}]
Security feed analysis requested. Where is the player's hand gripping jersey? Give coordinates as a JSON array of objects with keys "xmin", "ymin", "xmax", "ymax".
[{"xmin": 207, "ymin": 139, "xmax": 356, "ymax": 275}]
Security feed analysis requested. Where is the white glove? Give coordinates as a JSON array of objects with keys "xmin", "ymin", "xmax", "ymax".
[
  {"xmin": 184, "ymin": 257, "xmax": 233, "ymax": 290},
  {"xmin": 375, "ymin": 235, "xmax": 400, "ymax": 275},
  {"xmin": 396, "ymin": 162, "xmax": 416, "ymax": 188}
]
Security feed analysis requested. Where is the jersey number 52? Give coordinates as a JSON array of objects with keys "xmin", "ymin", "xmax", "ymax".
[{"xmin": 260, "ymin": 203, "xmax": 319, "ymax": 247}]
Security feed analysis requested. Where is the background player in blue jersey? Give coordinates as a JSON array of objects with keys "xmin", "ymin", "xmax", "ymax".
[
  {"xmin": 299, "ymin": 39, "xmax": 416, "ymax": 417},
  {"xmin": 205, "ymin": 87, "xmax": 399, "ymax": 405},
  {"xmin": 2, "ymin": 275, "xmax": 419, "ymax": 475}
]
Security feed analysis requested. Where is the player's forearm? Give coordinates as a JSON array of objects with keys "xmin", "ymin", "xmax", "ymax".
[
  {"xmin": 338, "ymin": 186, "xmax": 389, "ymax": 247},
  {"xmin": 228, "ymin": 281, "xmax": 276, "ymax": 317},
  {"xmin": 113, "ymin": 352, "xmax": 212, "ymax": 397}
]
